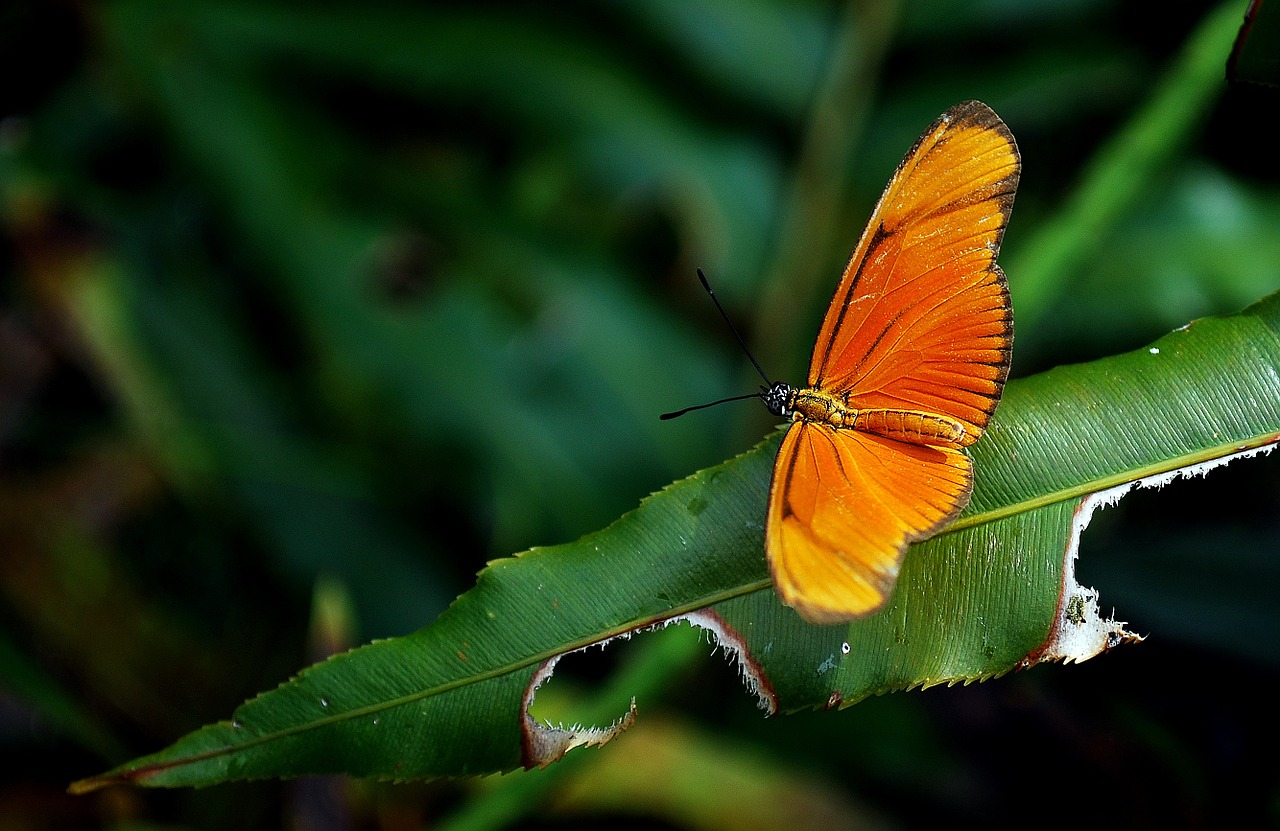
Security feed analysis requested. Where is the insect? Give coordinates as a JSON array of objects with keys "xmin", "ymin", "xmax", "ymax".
[{"xmin": 665, "ymin": 101, "xmax": 1019, "ymax": 624}]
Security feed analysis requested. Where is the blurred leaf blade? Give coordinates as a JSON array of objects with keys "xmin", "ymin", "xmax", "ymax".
[
  {"xmin": 1004, "ymin": 0, "xmax": 1244, "ymax": 335},
  {"xmin": 73, "ymin": 290, "xmax": 1280, "ymax": 790},
  {"xmin": 0, "ymin": 628, "xmax": 126, "ymax": 761},
  {"xmin": 95, "ymin": 0, "xmax": 761, "ymax": 552}
]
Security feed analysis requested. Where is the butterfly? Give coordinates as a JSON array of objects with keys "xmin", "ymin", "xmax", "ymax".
[
  {"xmin": 766, "ymin": 100, "xmax": 1018, "ymax": 623},
  {"xmin": 666, "ymin": 101, "xmax": 1018, "ymax": 625}
]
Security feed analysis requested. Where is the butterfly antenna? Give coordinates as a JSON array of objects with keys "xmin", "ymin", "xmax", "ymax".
[
  {"xmin": 695, "ymin": 268, "xmax": 772, "ymax": 385},
  {"xmin": 660, "ymin": 269, "xmax": 776, "ymax": 421},
  {"xmin": 660, "ymin": 392, "xmax": 761, "ymax": 421}
]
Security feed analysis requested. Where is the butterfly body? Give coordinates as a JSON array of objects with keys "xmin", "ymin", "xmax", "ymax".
[
  {"xmin": 763, "ymin": 100, "xmax": 1019, "ymax": 625},
  {"xmin": 770, "ymin": 384, "xmax": 968, "ymax": 447}
]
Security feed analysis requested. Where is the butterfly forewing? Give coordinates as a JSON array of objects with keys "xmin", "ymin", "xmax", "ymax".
[{"xmin": 809, "ymin": 100, "xmax": 1017, "ymax": 442}]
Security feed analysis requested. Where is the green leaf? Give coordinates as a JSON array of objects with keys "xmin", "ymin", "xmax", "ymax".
[{"xmin": 71, "ymin": 291, "xmax": 1280, "ymax": 791}]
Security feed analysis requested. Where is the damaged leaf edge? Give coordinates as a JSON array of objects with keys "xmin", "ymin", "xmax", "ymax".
[
  {"xmin": 1025, "ymin": 436, "xmax": 1280, "ymax": 667},
  {"xmin": 519, "ymin": 433, "xmax": 1280, "ymax": 755},
  {"xmin": 520, "ymin": 610, "xmax": 777, "ymax": 768}
]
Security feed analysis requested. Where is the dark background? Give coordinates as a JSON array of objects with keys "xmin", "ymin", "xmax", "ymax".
[{"xmin": 3, "ymin": 1, "xmax": 1279, "ymax": 828}]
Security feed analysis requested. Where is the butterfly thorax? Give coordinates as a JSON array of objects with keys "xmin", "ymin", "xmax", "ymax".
[{"xmin": 768, "ymin": 384, "xmax": 967, "ymax": 449}]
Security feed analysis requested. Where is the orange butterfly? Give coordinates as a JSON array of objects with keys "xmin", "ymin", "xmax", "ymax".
[
  {"xmin": 666, "ymin": 101, "xmax": 1018, "ymax": 625},
  {"xmin": 765, "ymin": 100, "xmax": 1019, "ymax": 623}
]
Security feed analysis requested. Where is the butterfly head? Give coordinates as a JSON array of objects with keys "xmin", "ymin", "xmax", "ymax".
[{"xmin": 761, "ymin": 381, "xmax": 794, "ymax": 418}]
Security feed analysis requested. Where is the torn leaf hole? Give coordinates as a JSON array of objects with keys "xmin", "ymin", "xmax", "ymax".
[{"xmin": 520, "ymin": 611, "xmax": 777, "ymax": 769}]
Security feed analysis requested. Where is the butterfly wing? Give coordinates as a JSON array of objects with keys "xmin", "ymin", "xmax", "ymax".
[
  {"xmin": 768, "ymin": 422, "xmax": 973, "ymax": 623},
  {"xmin": 809, "ymin": 100, "xmax": 1018, "ymax": 443}
]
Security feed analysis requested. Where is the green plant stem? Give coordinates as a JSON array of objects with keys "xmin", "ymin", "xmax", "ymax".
[
  {"xmin": 752, "ymin": 0, "xmax": 902, "ymax": 383},
  {"xmin": 1005, "ymin": 0, "xmax": 1245, "ymax": 328}
]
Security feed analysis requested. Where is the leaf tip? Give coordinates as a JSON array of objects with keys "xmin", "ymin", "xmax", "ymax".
[
  {"xmin": 67, "ymin": 759, "xmax": 170, "ymax": 795},
  {"xmin": 67, "ymin": 776, "xmax": 106, "ymax": 796}
]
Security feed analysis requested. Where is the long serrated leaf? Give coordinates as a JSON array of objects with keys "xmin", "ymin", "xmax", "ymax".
[{"xmin": 70, "ymin": 290, "xmax": 1280, "ymax": 791}]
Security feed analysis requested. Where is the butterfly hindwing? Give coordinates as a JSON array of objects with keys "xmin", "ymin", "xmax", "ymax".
[{"xmin": 768, "ymin": 423, "xmax": 974, "ymax": 623}]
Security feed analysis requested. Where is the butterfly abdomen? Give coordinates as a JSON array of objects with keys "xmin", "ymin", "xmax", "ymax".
[
  {"xmin": 789, "ymin": 388, "xmax": 965, "ymax": 448},
  {"xmin": 854, "ymin": 408, "xmax": 966, "ymax": 448}
]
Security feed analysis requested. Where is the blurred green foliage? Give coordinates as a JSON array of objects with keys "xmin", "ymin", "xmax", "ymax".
[{"xmin": 2, "ymin": 0, "xmax": 1279, "ymax": 828}]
